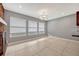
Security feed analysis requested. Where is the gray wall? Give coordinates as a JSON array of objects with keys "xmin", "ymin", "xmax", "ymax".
[
  {"xmin": 4, "ymin": 10, "xmax": 48, "ymax": 43},
  {"xmin": 47, "ymin": 14, "xmax": 79, "ymax": 41}
]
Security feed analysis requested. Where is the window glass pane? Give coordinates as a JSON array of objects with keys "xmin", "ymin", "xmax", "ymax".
[
  {"xmin": 10, "ymin": 16, "xmax": 26, "ymax": 38},
  {"xmin": 39, "ymin": 22, "xmax": 45, "ymax": 28},
  {"xmin": 10, "ymin": 27, "xmax": 26, "ymax": 33},
  {"xmin": 10, "ymin": 33, "xmax": 26, "ymax": 38},
  {"xmin": 28, "ymin": 32, "xmax": 37, "ymax": 35},
  {"xmin": 39, "ymin": 22, "xmax": 45, "ymax": 32},
  {"xmin": 28, "ymin": 21, "xmax": 37, "ymax": 27},
  {"xmin": 28, "ymin": 27, "xmax": 37, "ymax": 32},
  {"xmin": 39, "ymin": 28, "xmax": 45, "ymax": 31},
  {"xmin": 10, "ymin": 16, "xmax": 26, "ymax": 27},
  {"xmin": 28, "ymin": 20, "xmax": 37, "ymax": 35}
]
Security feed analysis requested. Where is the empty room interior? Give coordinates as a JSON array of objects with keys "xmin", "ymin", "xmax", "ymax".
[{"xmin": 0, "ymin": 3, "xmax": 79, "ymax": 56}]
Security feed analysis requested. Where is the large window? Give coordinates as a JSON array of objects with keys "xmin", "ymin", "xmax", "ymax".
[
  {"xmin": 10, "ymin": 16, "xmax": 46, "ymax": 38},
  {"xmin": 28, "ymin": 20, "xmax": 37, "ymax": 35},
  {"xmin": 10, "ymin": 16, "xmax": 26, "ymax": 38},
  {"xmin": 39, "ymin": 22, "xmax": 45, "ymax": 34}
]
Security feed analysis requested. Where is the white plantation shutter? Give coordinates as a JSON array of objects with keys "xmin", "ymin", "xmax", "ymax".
[
  {"xmin": 39, "ymin": 22, "xmax": 45, "ymax": 34},
  {"xmin": 10, "ymin": 16, "xmax": 26, "ymax": 37},
  {"xmin": 28, "ymin": 20, "xmax": 37, "ymax": 35}
]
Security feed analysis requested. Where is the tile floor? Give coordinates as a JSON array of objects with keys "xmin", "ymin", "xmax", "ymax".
[{"xmin": 5, "ymin": 36, "xmax": 79, "ymax": 56}]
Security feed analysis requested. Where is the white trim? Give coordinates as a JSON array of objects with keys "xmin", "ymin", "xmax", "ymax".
[{"xmin": 0, "ymin": 17, "xmax": 7, "ymax": 25}]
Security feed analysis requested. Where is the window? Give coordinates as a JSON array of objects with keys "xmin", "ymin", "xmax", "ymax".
[
  {"xmin": 10, "ymin": 16, "xmax": 46, "ymax": 38},
  {"xmin": 39, "ymin": 22, "xmax": 45, "ymax": 34},
  {"xmin": 28, "ymin": 20, "xmax": 37, "ymax": 35},
  {"xmin": 10, "ymin": 16, "xmax": 26, "ymax": 38}
]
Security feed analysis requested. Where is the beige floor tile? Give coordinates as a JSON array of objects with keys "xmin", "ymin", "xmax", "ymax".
[
  {"xmin": 5, "ymin": 47, "xmax": 16, "ymax": 56},
  {"xmin": 37, "ymin": 41, "xmax": 51, "ymax": 49},
  {"xmin": 5, "ymin": 49, "xmax": 16, "ymax": 56},
  {"xmin": 47, "ymin": 39, "xmax": 68, "ymax": 52},
  {"xmin": 15, "ymin": 44, "xmax": 42, "ymax": 56},
  {"xmin": 62, "ymin": 41, "xmax": 79, "ymax": 56},
  {"xmin": 5, "ymin": 36, "xmax": 79, "ymax": 56},
  {"xmin": 36, "ymin": 48, "xmax": 62, "ymax": 56}
]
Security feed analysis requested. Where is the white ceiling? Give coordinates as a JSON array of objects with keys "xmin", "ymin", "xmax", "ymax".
[{"xmin": 3, "ymin": 3, "xmax": 79, "ymax": 21}]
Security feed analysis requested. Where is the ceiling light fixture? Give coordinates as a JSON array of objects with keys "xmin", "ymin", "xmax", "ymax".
[
  {"xmin": 19, "ymin": 5, "xmax": 22, "ymax": 8},
  {"xmin": 40, "ymin": 15, "xmax": 48, "ymax": 20},
  {"xmin": 39, "ymin": 9, "xmax": 48, "ymax": 20}
]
